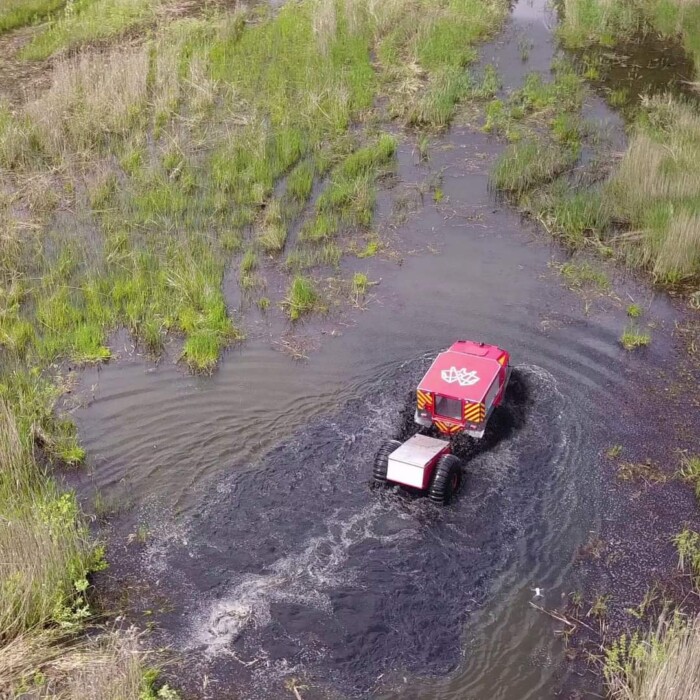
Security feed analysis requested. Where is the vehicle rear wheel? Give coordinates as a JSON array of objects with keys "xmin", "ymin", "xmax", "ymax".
[
  {"xmin": 428, "ymin": 454, "xmax": 463, "ymax": 504},
  {"xmin": 372, "ymin": 439, "xmax": 402, "ymax": 488}
]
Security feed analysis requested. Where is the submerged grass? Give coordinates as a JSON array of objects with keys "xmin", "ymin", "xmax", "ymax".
[{"xmin": 559, "ymin": 0, "xmax": 700, "ymax": 73}]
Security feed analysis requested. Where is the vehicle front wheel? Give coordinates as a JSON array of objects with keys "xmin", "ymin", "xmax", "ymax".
[
  {"xmin": 428, "ymin": 454, "xmax": 463, "ymax": 504},
  {"xmin": 372, "ymin": 439, "xmax": 401, "ymax": 488}
]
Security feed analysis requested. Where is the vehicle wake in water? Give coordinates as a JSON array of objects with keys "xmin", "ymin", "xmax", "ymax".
[{"xmin": 125, "ymin": 358, "xmax": 595, "ymax": 699}]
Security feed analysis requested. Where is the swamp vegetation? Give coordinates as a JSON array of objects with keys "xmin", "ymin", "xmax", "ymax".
[{"xmin": 0, "ymin": 0, "xmax": 699, "ymax": 697}]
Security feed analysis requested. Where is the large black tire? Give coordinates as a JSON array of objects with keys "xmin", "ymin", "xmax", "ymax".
[
  {"xmin": 428, "ymin": 454, "xmax": 463, "ymax": 504},
  {"xmin": 372, "ymin": 439, "xmax": 402, "ymax": 488}
]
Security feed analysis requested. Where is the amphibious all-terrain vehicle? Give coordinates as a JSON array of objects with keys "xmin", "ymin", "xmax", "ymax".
[{"xmin": 372, "ymin": 340, "xmax": 511, "ymax": 504}]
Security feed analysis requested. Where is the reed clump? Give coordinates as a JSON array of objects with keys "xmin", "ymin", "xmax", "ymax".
[{"xmin": 605, "ymin": 614, "xmax": 700, "ymax": 700}]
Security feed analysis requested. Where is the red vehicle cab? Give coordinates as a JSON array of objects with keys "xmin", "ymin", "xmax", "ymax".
[
  {"xmin": 415, "ymin": 340, "xmax": 510, "ymax": 438},
  {"xmin": 372, "ymin": 340, "xmax": 511, "ymax": 504}
]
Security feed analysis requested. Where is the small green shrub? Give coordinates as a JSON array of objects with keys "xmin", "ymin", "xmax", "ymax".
[
  {"xmin": 626, "ymin": 303, "xmax": 643, "ymax": 318},
  {"xmin": 284, "ymin": 276, "xmax": 316, "ymax": 321},
  {"xmin": 620, "ymin": 323, "xmax": 651, "ymax": 350}
]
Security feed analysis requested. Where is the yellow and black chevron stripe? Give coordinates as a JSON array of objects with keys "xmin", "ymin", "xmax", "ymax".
[
  {"xmin": 417, "ymin": 390, "xmax": 434, "ymax": 410},
  {"xmin": 434, "ymin": 420, "xmax": 462, "ymax": 435},
  {"xmin": 463, "ymin": 401, "xmax": 486, "ymax": 424}
]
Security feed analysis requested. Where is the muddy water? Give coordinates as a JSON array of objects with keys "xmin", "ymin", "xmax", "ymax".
[
  {"xmin": 571, "ymin": 32, "xmax": 697, "ymax": 118},
  {"xmin": 69, "ymin": 1, "xmax": 685, "ymax": 698}
]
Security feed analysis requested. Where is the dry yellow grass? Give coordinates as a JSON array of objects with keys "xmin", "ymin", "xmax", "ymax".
[
  {"xmin": 0, "ymin": 626, "xmax": 157, "ymax": 699},
  {"xmin": 26, "ymin": 48, "xmax": 149, "ymax": 157},
  {"xmin": 606, "ymin": 615, "xmax": 700, "ymax": 700},
  {"xmin": 607, "ymin": 96, "xmax": 700, "ymax": 280}
]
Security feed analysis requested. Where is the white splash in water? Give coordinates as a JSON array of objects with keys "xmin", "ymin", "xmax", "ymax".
[{"xmin": 189, "ymin": 502, "xmax": 418, "ymax": 656}]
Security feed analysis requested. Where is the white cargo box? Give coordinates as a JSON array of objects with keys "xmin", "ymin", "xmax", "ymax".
[{"xmin": 386, "ymin": 434, "xmax": 449, "ymax": 489}]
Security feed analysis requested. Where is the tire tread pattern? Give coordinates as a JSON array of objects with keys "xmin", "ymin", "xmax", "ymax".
[
  {"xmin": 372, "ymin": 439, "xmax": 402, "ymax": 486},
  {"xmin": 428, "ymin": 453, "xmax": 463, "ymax": 504}
]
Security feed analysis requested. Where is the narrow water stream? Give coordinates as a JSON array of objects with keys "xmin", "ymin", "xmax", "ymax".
[{"xmin": 68, "ymin": 1, "xmax": 689, "ymax": 698}]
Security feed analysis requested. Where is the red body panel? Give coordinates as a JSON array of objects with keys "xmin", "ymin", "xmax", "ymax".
[{"xmin": 417, "ymin": 341, "xmax": 510, "ymax": 435}]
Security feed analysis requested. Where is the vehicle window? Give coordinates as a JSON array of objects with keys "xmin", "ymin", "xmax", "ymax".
[{"xmin": 435, "ymin": 395, "xmax": 461, "ymax": 421}]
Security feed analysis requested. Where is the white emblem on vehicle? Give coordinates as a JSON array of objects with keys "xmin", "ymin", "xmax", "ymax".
[{"xmin": 441, "ymin": 367, "xmax": 480, "ymax": 386}]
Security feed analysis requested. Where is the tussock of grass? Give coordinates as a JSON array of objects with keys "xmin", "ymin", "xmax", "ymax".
[
  {"xmin": 284, "ymin": 275, "xmax": 317, "ymax": 321},
  {"xmin": 258, "ymin": 200, "xmax": 288, "ymax": 254},
  {"xmin": 535, "ymin": 181, "xmax": 611, "ymax": 247},
  {"xmin": 679, "ymin": 454, "xmax": 700, "ymax": 501},
  {"xmin": 287, "ymin": 160, "xmax": 315, "ymax": 203},
  {"xmin": 286, "ymin": 243, "xmax": 341, "ymax": 270},
  {"xmin": 408, "ymin": 67, "xmax": 474, "ymax": 128},
  {"xmin": 301, "ymin": 135, "xmax": 396, "ymax": 244},
  {"xmin": 620, "ymin": 322, "xmax": 651, "ymax": 350},
  {"xmin": 26, "ymin": 48, "xmax": 150, "ymax": 158},
  {"xmin": 0, "ymin": 0, "xmax": 64, "ymax": 34},
  {"xmin": 627, "ymin": 303, "xmax": 643, "ymax": 318},
  {"xmin": 491, "ymin": 139, "xmax": 578, "ymax": 197}
]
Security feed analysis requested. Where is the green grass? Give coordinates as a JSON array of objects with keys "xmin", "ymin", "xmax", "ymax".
[
  {"xmin": 620, "ymin": 322, "xmax": 651, "ymax": 350},
  {"xmin": 22, "ymin": 0, "xmax": 161, "ymax": 60},
  {"xmin": 679, "ymin": 455, "xmax": 700, "ymax": 501},
  {"xmin": 0, "ymin": 0, "xmax": 65, "ymax": 34},
  {"xmin": 287, "ymin": 160, "xmax": 315, "ymax": 203},
  {"xmin": 674, "ymin": 528, "xmax": 700, "ymax": 589},
  {"xmin": 0, "ymin": 400, "xmax": 102, "ymax": 640},
  {"xmin": 491, "ymin": 139, "xmax": 579, "ymax": 197},
  {"xmin": 285, "ymin": 243, "xmax": 341, "ymax": 270},
  {"xmin": 357, "ymin": 237, "xmax": 380, "ymax": 258},
  {"xmin": 258, "ymin": 200, "xmax": 288, "ymax": 254},
  {"xmin": 627, "ymin": 303, "xmax": 643, "ymax": 318},
  {"xmin": 603, "ymin": 97, "xmax": 700, "ymax": 282},
  {"xmin": 284, "ymin": 275, "xmax": 317, "ymax": 321},
  {"xmin": 535, "ymin": 182, "xmax": 611, "ymax": 248},
  {"xmin": 606, "ymin": 444, "xmax": 623, "ymax": 458},
  {"xmin": 299, "ymin": 135, "xmax": 396, "ymax": 244}
]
